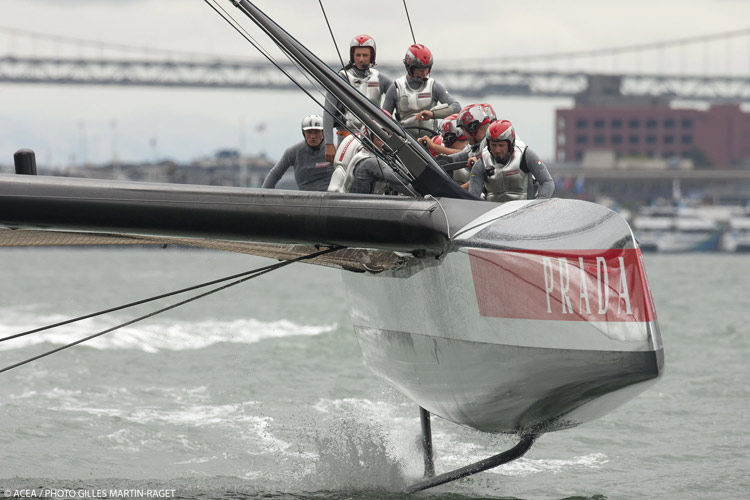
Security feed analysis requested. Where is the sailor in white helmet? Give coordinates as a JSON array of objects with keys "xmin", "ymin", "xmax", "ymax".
[
  {"xmin": 329, "ymin": 115, "xmax": 413, "ymax": 195},
  {"xmin": 468, "ymin": 120, "xmax": 554, "ymax": 202},
  {"xmin": 382, "ymin": 43, "xmax": 461, "ymax": 139},
  {"xmin": 323, "ymin": 35, "xmax": 393, "ymax": 164},
  {"xmin": 262, "ymin": 114, "xmax": 333, "ymax": 191},
  {"xmin": 327, "ymin": 132, "xmax": 362, "ymax": 192}
]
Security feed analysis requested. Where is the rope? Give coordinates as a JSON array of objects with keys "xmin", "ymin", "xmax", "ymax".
[
  {"xmin": 403, "ymin": 1, "xmax": 416, "ymax": 44},
  {"xmin": 207, "ymin": 0, "xmax": 364, "ymax": 151},
  {"xmin": 424, "ymin": 194, "xmax": 452, "ymax": 244},
  {"xmin": 0, "ymin": 245, "xmax": 343, "ymax": 374},
  {"xmin": 318, "ymin": 0, "xmax": 346, "ymax": 71}
]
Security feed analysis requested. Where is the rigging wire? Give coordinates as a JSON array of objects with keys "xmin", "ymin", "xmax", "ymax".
[
  {"xmin": 318, "ymin": 0, "xmax": 346, "ymax": 71},
  {"xmin": 1, "ymin": 260, "xmax": 295, "ymax": 343},
  {"xmin": 204, "ymin": 0, "xmax": 356, "ymax": 144},
  {"xmin": 211, "ymin": 0, "xmax": 416, "ymax": 195},
  {"xmin": 0, "ymin": 245, "xmax": 343, "ymax": 375},
  {"xmin": 403, "ymin": 0, "xmax": 417, "ymax": 44}
]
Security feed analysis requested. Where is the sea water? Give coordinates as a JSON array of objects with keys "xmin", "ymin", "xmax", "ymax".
[{"xmin": 0, "ymin": 248, "xmax": 747, "ymax": 500}]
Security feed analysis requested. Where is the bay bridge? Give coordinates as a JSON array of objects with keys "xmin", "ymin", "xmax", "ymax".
[{"xmin": 1, "ymin": 26, "xmax": 749, "ymax": 103}]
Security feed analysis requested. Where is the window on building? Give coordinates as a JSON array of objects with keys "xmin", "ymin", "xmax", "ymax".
[
  {"xmin": 576, "ymin": 119, "xmax": 588, "ymax": 128},
  {"xmin": 681, "ymin": 135, "xmax": 693, "ymax": 144},
  {"xmin": 646, "ymin": 119, "xmax": 657, "ymax": 129},
  {"xmin": 663, "ymin": 151, "xmax": 674, "ymax": 158},
  {"xmin": 629, "ymin": 119, "xmax": 640, "ymax": 128},
  {"xmin": 664, "ymin": 119, "xmax": 675, "ymax": 128},
  {"xmin": 594, "ymin": 119, "xmax": 605, "ymax": 129},
  {"xmin": 576, "ymin": 135, "xmax": 587, "ymax": 144},
  {"xmin": 557, "ymin": 117, "xmax": 567, "ymax": 130},
  {"xmin": 557, "ymin": 133, "xmax": 566, "ymax": 146},
  {"xmin": 594, "ymin": 135, "xmax": 605, "ymax": 145},
  {"xmin": 681, "ymin": 119, "xmax": 693, "ymax": 128},
  {"xmin": 664, "ymin": 135, "xmax": 675, "ymax": 144},
  {"xmin": 611, "ymin": 119, "xmax": 622, "ymax": 129},
  {"xmin": 612, "ymin": 135, "xmax": 623, "ymax": 144},
  {"xmin": 646, "ymin": 135, "xmax": 657, "ymax": 144},
  {"xmin": 575, "ymin": 150, "xmax": 584, "ymax": 161},
  {"xmin": 629, "ymin": 135, "xmax": 640, "ymax": 144}
]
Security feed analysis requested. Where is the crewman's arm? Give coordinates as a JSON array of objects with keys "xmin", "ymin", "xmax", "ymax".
[
  {"xmin": 468, "ymin": 157, "xmax": 486, "ymax": 198},
  {"xmin": 522, "ymin": 148, "xmax": 555, "ymax": 199},
  {"xmin": 261, "ymin": 147, "xmax": 294, "ymax": 189}
]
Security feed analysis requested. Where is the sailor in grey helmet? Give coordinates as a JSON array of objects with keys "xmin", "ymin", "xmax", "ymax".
[
  {"xmin": 323, "ymin": 35, "xmax": 393, "ymax": 164},
  {"xmin": 468, "ymin": 120, "xmax": 554, "ymax": 202},
  {"xmin": 261, "ymin": 114, "xmax": 334, "ymax": 191},
  {"xmin": 382, "ymin": 43, "xmax": 461, "ymax": 139}
]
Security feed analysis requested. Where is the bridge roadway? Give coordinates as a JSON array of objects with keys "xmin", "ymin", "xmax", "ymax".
[{"xmin": 1, "ymin": 55, "xmax": 748, "ymax": 103}]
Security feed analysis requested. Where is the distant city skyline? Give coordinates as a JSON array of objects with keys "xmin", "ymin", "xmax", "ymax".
[{"xmin": 2, "ymin": 0, "xmax": 748, "ymax": 167}]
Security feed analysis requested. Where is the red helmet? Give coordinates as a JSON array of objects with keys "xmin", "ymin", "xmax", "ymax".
[
  {"xmin": 480, "ymin": 103, "xmax": 497, "ymax": 122},
  {"xmin": 426, "ymin": 135, "xmax": 442, "ymax": 157},
  {"xmin": 403, "ymin": 44, "xmax": 433, "ymax": 76},
  {"xmin": 456, "ymin": 104, "xmax": 490, "ymax": 137},
  {"xmin": 486, "ymin": 120, "xmax": 516, "ymax": 149},
  {"xmin": 439, "ymin": 115, "xmax": 465, "ymax": 147},
  {"xmin": 350, "ymin": 34, "xmax": 376, "ymax": 66}
]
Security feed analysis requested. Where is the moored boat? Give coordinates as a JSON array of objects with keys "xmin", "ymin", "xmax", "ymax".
[
  {"xmin": 632, "ymin": 204, "xmax": 722, "ymax": 252},
  {"xmin": 721, "ymin": 204, "xmax": 750, "ymax": 252}
]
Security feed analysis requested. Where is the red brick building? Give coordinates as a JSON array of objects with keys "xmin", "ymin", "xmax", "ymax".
[{"xmin": 555, "ymin": 103, "xmax": 750, "ymax": 168}]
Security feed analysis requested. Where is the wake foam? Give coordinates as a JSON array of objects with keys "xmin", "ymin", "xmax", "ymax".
[{"xmin": 0, "ymin": 309, "xmax": 335, "ymax": 352}]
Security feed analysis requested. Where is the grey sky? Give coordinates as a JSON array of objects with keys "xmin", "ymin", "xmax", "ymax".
[{"xmin": 1, "ymin": 0, "xmax": 748, "ymax": 168}]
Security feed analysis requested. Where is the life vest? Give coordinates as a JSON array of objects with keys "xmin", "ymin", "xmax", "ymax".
[
  {"xmin": 480, "ymin": 139, "xmax": 530, "ymax": 203},
  {"xmin": 340, "ymin": 67, "xmax": 383, "ymax": 130},
  {"xmin": 393, "ymin": 76, "xmax": 436, "ymax": 135},
  {"xmin": 327, "ymin": 134, "xmax": 361, "ymax": 192}
]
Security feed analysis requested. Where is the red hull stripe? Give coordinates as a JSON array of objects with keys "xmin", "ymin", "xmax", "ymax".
[{"xmin": 468, "ymin": 248, "xmax": 657, "ymax": 322}]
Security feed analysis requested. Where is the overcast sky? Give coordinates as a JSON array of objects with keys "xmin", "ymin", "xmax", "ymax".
[{"xmin": 1, "ymin": 0, "xmax": 748, "ymax": 168}]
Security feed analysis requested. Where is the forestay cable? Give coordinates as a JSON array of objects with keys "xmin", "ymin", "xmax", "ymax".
[{"xmin": 0, "ymin": 245, "xmax": 343, "ymax": 374}]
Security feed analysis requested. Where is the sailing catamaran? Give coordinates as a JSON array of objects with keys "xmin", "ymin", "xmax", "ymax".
[{"xmin": 0, "ymin": 0, "xmax": 664, "ymax": 492}]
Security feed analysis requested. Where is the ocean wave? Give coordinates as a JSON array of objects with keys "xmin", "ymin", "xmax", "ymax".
[{"xmin": 0, "ymin": 309, "xmax": 336, "ymax": 352}]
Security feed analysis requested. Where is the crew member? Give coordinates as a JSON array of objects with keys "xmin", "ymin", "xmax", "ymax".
[
  {"xmin": 382, "ymin": 44, "xmax": 460, "ymax": 138},
  {"xmin": 418, "ymin": 114, "xmax": 467, "ymax": 156},
  {"xmin": 323, "ymin": 35, "xmax": 393, "ymax": 163},
  {"xmin": 468, "ymin": 120, "xmax": 554, "ymax": 202},
  {"xmin": 437, "ymin": 104, "xmax": 493, "ymax": 185},
  {"xmin": 262, "ymin": 114, "xmax": 333, "ymax": 191},
  {"xmin": 329, "ymin": 123, "xmax": 413, "ymax": 195}
]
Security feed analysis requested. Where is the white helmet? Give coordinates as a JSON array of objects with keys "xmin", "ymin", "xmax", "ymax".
[
  {"xmin": 350, "ymin": 34, "xmax": 376, "ymax": 66},
  {"xmin": 301, "ymin": 114, "xmax": 324, "ymax": 131}
]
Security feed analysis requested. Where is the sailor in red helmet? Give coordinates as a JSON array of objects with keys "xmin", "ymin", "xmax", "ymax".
[
  {"xmin": 435, "ymin": 104, "xmax": 493, "ymax": 186},
  {"xmin": 468, "ymin": 120, "xmax": 554, "ymax": 202},
  {"xmin": 382, "ymin": 43, "xmax": 460, "ymax": 138},
  {"xmin": 418, "ymin": 114, "xmax": 468, "ymax": 156},
  {"xmin": 323, "ymin": 34, "xmax": 393, "ymax": 164}
]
